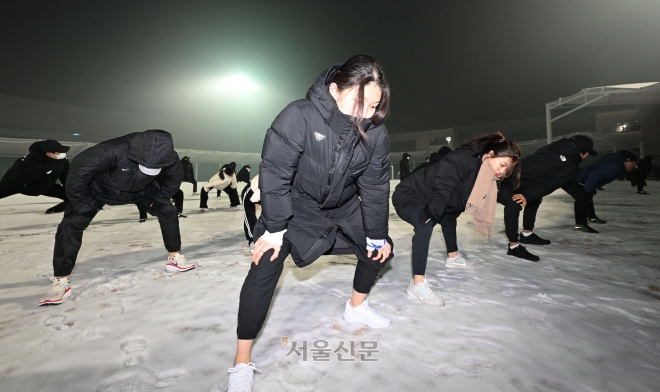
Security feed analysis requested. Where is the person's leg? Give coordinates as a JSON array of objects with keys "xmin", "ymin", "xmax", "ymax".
[
  {"xmin": 52, "ymin": 203, "xmax": 98, "ymax": 277},
  {"xmin": 0, "ymin": 183, "xmax": 19, "ymax": 199},
  {"xmin": 172, "ymin": 189, "xmax": 184, "ymax": 214},
  {"xmin": 587, "ymin": 198, "xmax": 596, "ymax": 220},
  {"xmin": 242, "ymin": 189, "xmax": 257, "ymax": 244},
  {"xmin": 137, "ymin": 205, "xmax": 148, "ymax": 221},
  {"xmin": 235, "ymin": 239, "xmax": 292, "ymax": 364},
  {"xmin": 521, "ymin": 198, "xmax": 542, "ymax": 233},
  {"xmin": 410, "ymin": 218, "xmax": 436, "ymax": 283},
  {"xmin": 42, "ymin": 184, "xmax": 69, "ymax": 213},
  {"xmin": 562, "ymin": 182, "xmax": 588, "ymax": 226},
  {"xmin": 439, "ymin": 215, "xmax": 458, "ymax": 255},
  {"xmin": 230, "ymin": 188, "xmax": 240, "ymax": 206},
  {"xmin": 191, "ymin": 179, "xmax": 197, "ymax": 193},
  {"xmin": 200, "ymin": 187, "xmax": 209, "ymax": 208},
  {"xmin": 497, "ymin": 184, "xmax": 521, "ymax": 244}
]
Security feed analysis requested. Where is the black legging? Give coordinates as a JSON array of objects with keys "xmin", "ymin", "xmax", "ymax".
[
  {"xmin": 561, "ymin": 181, "xmax": 592, "ymax": 225},
  {"xmin": 405, "ymin": 212, "xmax": 459, "ymax": 277},
  {"xmin": 236, "ymin": 238, "xmax": 379, "ymax": 340},
  {"xmin": 0, "ymin": 183, "xmax": 69, "ymax": 213}
]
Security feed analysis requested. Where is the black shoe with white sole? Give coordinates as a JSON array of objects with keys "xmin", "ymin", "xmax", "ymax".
[
  {"xmin": 518, "ymin": 232, "xmax": 551, "ymax": 245},
  {"xmin": 507, "ymin": 245, "xmax": 540, "ymax": 262}
]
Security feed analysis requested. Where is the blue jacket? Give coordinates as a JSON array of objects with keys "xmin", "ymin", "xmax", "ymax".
[{"xmin": 577, "ymin": 153, "xmax": 625, "ymax": 192}]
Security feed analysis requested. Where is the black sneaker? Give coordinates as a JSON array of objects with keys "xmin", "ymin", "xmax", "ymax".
[
  {"xmin": 507, "ymin": 245, "xmax": 540, "ymax": 262},
  {"xmin": 575, "ymin": 224, "xmax": 599, "ymax": 233},
  {"xmin": 637, "ymin": 190, "xmax": 650, "ymax": 195},
  {"xmin": 588, "ymin": 217, "xmax": 607, "ymax": 224},
  {"xmin": 518, "ymin": 232, "xmax": 551, "ymax": 245},
  {"xmin": 139, "ymin": 218, "xmax": 147, "ymax": 223}
]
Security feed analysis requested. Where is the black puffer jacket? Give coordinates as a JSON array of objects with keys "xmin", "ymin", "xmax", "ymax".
[
  {"xmin": 577, "ymin": 152, "xmax": 625, "ymax": 192},
  {"xmin": 259, "ymin": 63, "xmax": 391, "ymax": 239},
  {"xmin": 181, "ymin": 158, "xmax": 195, "ymax": 181},
  {"xmin": 399, "ymin": 153, "xmax": 411, "ymax": 180},
  {"xmin": 0, "ymin": 141, "xmax": 69, "ymax": 196},
  {"xmin": 66, "ymin": 130, "xmax": 182, "ymax": 213},
  {"xmin": 393, "ymin": 143, "xmax": 484, "ymax": 223},
  {"xmin": 517, "ymin": 138, "xmax": 583, "ymax": 202}
]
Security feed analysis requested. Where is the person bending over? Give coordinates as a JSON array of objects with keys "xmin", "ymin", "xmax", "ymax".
[
  {"xmin": 39, "ymin": 130, "xmax": 195, "ymax": 306},
  {"xmin": 498, "ymin": 135, "xmax": 595, "ymax": 261},
  {"xmin": 0, "ymin": 140, "xmax": 71, "ymax": 214},
  {"xmin": 393, "ymin": 133, "xmax": 521, "ymax": 305},
  {"xmin": 226, "ymin": 55, "xmax": 394, "ymax": 392}
]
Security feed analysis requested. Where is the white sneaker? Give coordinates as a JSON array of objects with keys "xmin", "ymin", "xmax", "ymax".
[
  {"xmin": 192, "ymin": 192, "xmax": 199, "ymax": 196},
  {"xmin": 166, "ymin": 253, "xmax": 196, "ymax": 272},
  {"xmin": 444, "ymin": 253, "xmax": 477, "ymax": 269},
  {"xmin": 200, "ymin": 208, "xmax": 208, "ymax": 212},
  {"xmin": 342, "ymin": 299, "xmax": 391, "ymax": 328},
  {"xmin": 226, "ymin": 362, "xmax": 260, "ymax": 392},
  {"xmin": 249, "ymin": 242, "xmax": 254, "ymax": 254},
  {"xmin": 39, "ymin": 277, "xmax": 72, "ymax": 306},
  {"xmin": 407, "ymin": 278, "xmax": 445, "ymax": 306},
  {"xmin": 217, "ymin": 196, "xmax": 222, "ymax": 200}
]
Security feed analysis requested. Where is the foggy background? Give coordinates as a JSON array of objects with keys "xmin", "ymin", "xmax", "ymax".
[{"xmin": 1, "ymin": 0, "xmax": 660, "ymax": 153}]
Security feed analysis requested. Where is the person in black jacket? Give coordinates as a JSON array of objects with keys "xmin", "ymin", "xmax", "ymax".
[
  {"xmin": 227, "ymin": 55, "xmax": 394, "ymax": 390},
  {"xmin": 498, "ymin": 135, "xmax": 595, "ymax": 261},
  {"xmin": 217, "ymin": 162, "xmax": 240, "ymax": 207},
  {"xmin": 180, "ymin": 156, "xmax": 197, "ymax": 194},
  {"xmin": 399, "ymin": 152, "xmax": 411, "ymax": 181},
  {"xmin": 39, "ymin": 130, "xmax": 195, "ymax": 307},
  {"xmin": 393, "ymin": 133, "xmax": 521, "ymax": 306},
  {"xmin": 573, "ymin": 149, "xmax": 637, "ymax": 232},
  {"xmin": 0, "ymin": 140, "xmax": 71, "ymax": 214},
  {"xmin": 631, "ymin": 156, "xmax": 654, "ymax": 194}
]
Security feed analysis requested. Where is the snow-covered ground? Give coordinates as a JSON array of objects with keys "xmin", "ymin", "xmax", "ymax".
[{"xmin": 1, "ymin": 180, "xmax": 659, "ymax": 392}]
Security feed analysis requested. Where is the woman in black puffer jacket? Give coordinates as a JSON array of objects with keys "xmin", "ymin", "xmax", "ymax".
[
  {"xmin": 227, "ymin": 55, "xmax": 393, "ymax": 389},
  {"xmin": 393, "ymin": 133, "xmax": 521, "ymax": 306}
]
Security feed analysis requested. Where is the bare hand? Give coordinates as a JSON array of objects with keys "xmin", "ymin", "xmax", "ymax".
[
  {"xmin": 252, "ymin": 237, "xmax": 281, "ymax": 264},
  {"xmin": 255, "ymin": 204, "xmax": 260, "ymax": 212},
  {"xmin": 512, "ymin": 194, "xmax": 527, "ymax": 207},
  {"xmin": 368, "ymin": 242, "xmax": 392, "ymax": 264}
]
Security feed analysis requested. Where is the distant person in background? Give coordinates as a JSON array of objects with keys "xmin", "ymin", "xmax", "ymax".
[
  {"xmin": 181, "ymin": 156, "xmax": 197, "ymax": 195},
  {"xmin": 138, "ymin": 188, "xmax": 186, "ymax": 222},
  {"xmin": 574, "ymin": 149, "xmax": 637, "ymax": 233},
  {"xmin": 498, "ymin": 135, "xmax": 594, "ymax": 261},
  {"xmin": 399, "ymin": 152, "xmax": 411, "ymax": 181},
  {"xmin": 393, "ymin": 133, "xmax": 521, "ymax": 305},
  {"xmin": 201, "ymin": 166, "xmax": 237, "ymax": 211},
  {"xmin": 0, "ymin": 140, "xmax": 71, "ymax": 214},
  {"xmin": 218, "ymin": 162, "xmax": 240, "ymax": 206},
  {"xmin": 236, "ymin": 165, "xmax": 251, "ymax": 184},
  {"xmin": 241, "ymin": 174, "xmax": 260, "ymax": 254},
  {"xmin": 410, "ymin": 146, "xmax": 452, "ymax": 175},
  {"xmin": 630, "ymin": 156, "xmax": 654, "ymax": 194},
  {"xmin": 40, "ymin": 130, "xmax": 195, "ymax": 306},
  {"xmin": 654, "ymin": 162, "xmax": 660, "ymax": 182}
]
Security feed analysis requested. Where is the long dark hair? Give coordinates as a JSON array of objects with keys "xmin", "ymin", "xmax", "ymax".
[
  {"xmin": 330, "ymin": 54, "xmax": 390, "ymax": 142},
  {"xmin": 459, "ymin": 132, "xmax": 522, "ymax": 189},
  {"xmin": 219, "ymin": 166, "xmax": 236, "ymax": 180}
]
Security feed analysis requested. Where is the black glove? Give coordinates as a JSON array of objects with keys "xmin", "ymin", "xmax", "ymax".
[{"xmin": 418, "ymin": 209, "xmax": 435, "ymax": 225}]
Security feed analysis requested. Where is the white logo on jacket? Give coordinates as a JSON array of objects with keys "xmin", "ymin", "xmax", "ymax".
[
  {"xmin": 46, "ymin": 170, "xmax": 52, "ymax": 174},
  {"xmin": 314, "ymin": 132, "xmax": 326, "ymax": 142},
  {"xmin": 560, "ymin": 155, "xmax": 566, "ymax": 162}
]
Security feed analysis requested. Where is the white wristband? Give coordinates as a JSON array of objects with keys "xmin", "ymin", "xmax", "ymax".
[
  {"xmin": 366, "ymin": 237, "xmax": 386, "ymax": 251},
  {"xmin": 261, "ymin": 229, "xmax": 287, "ymax": 246}
]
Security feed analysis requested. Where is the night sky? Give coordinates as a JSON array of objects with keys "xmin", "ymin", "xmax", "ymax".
[{"xmin": 2, "ymin": 0, "xmax": 660, "ymax": 145}]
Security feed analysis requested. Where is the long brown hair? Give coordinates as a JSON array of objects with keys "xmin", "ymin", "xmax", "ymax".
[
  {"xmin": 330, "ymin": 55, "xmax": 390, "ymax": 142},
  {"xmin": 459, "ymin": 132, "xmax": 522, "ymax": 189}
]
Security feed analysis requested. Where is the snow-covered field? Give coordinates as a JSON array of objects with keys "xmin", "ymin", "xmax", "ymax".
[{"xmin": 0, "ymin": 180, "xmax": 659, "ymax": 392}]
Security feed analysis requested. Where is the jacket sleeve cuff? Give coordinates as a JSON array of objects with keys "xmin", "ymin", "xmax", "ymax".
[
  {"xmin": 365, "ymin": 229, "xmax": 388, "ymax": 239},
  {"xmin": 261, "ymin": 229, "xmax": 287, "ymax": 246},
  {"xmin": 264, "ymin": 220, "xmax": 289, "ymax": 233}
]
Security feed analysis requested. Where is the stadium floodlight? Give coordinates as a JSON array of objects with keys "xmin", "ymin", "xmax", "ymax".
[{"xmin": 215, "ymin": 74, "xmax": 258, "ymax": 93}]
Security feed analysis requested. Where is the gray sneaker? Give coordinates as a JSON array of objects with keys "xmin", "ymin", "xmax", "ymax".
[
  {"xmin": 39, "ymin": 277, "xmax": 72, "ymax": 306},
  {"xmin": 444, "ymin": 253, "xmax": 477, "ymax": 269},
  {"xmin": 226, "ymin": 362, "xmax": 260, "ymax": 392},
  {"xmin": 407, "ymin": 279, "xmax": 445, "ymax": 306}
]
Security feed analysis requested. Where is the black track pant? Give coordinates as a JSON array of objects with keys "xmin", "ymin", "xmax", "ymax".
[
  {"xmin": 236, "ymin": 238, "xmax": 380, "ymax": 340},
  {"xmin": 0, "ymin": 183, "xmax": 69, "ymax": 212},
  {"xmin": 404, "ymin": 211, "xmax": 459, "ymax": 277},
  {"xmin": 497, "ymin": 183, "xmax": 543, "ymax": 243},
  {"xmin": 561, "ymin": 181, "xmax": 591, "ymax": 225},
  {"xmin": 138, "ymin": 190, "xmax": 183, "ymax": 219},
  {"xmin": 53, "ymin": 199, "xmax": 181, "ymax": 277},
  {"xmin": 242, "ymin": 186, "xmax": 258, "ymax": 244},
  {"xmin": 220, "ymin": 185, "xmax": 240, "ymax": 206},
  {"xmin": 183, "ymin": 179, "xmax": 197, "ymax": 193}
]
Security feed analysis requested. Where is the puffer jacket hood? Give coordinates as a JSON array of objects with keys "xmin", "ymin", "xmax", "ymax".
[
  {"xmin": 28, "ymin": 141, "xmax": 57, "ymax": 166},
  {"xmin": 128, "ymin": 130, "xmax": 178, "ymax": 168},
  {"xmin": 402, "ymin": 153, "xmax": 410, "ymax": 160}
]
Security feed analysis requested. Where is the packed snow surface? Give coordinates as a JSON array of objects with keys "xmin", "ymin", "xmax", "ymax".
[{"xmin": 0, "ymin": 181, "xmax": 659, "ymax": 391}]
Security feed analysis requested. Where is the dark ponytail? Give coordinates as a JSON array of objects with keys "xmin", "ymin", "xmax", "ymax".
[
  {"xmin": 330, "ymin": 55, "xmax": 390, "ymax": 143},
  {"xmin": 219, "ymin": 166, "xmax": 236, "ymax": 180},
  {"xmin": 459, "ymin": 132, "xmax": 522, "ymax": 189}
]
